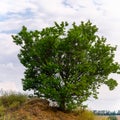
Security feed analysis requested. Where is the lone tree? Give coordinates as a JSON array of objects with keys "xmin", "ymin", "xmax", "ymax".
[{"xmin": 12, "ymin": 21, "xmax": 120, "ymax": 111}]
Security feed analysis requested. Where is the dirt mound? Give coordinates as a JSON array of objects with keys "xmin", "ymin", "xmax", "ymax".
[{"xmin": 7, "ymin": 98, "xmax": 79, "ymax": 120}]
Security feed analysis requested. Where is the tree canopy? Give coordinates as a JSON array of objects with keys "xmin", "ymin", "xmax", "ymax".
[{"xmin": 12, "ymin": 21, "xmax": 120, "ymax": 111}]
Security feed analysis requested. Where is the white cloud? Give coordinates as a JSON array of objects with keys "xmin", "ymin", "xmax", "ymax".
[
  {"xmin": 87, "ymin": 82, "xmax": 120, "ymax": 110},
  {"xmin": 0, "ymin": 82, "xmax": 18, "ymax": 91},
  {"xmin": 101, "ymin": 1, "xmax": 120, "ymax": 17},
  {"xmin": 0, "ymin": 62, "xmax": 24, "ymax": 81},
  {"xmin": 30, "ymin": 0, "xmax": 76, "ymax": 15},
  {"xmin": 0, "ymin": 0, "xmax": 36, "ymax": 15},
  {"xmin": 0, "ymin": 62, "xmax": 24, "ymax": 92},
  {"xmin": 0, "ymin": 0, "xmax": 120, "ymax": 111},
  {"xmin": 0, "ymin": 34, "xmax": 19, "ymax": 55}
]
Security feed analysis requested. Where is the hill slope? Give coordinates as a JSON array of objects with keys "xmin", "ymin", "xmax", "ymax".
[{"xmin": 4, "ymin": 98, "xmax": 81, "ymax": 120}]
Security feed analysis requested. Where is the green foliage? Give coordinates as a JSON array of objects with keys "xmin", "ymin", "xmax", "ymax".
[
  {"xmin": 108, "ymin": 116, "xmax": 117, "ymax": 120},
  {"xmin": 0, "ymin": 105, "xmax": 6, "ymax": 116},
  {"xmin": 12, "ymin": 21, "xmax": 120, "ymax": 111}
]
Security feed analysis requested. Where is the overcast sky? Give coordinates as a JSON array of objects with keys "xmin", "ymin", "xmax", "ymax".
[{"xmin": 1, "ymin": 0, "xmax": 120, "ymax": 111}]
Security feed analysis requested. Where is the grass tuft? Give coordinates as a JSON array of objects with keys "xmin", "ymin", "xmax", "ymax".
[
  {"xmin": 0, "ymin": 90, "xmax": 28, "ymax": 117},
  {"xmin": 73, "ymin": 108, "xmax": 95, "ymax": 120}
]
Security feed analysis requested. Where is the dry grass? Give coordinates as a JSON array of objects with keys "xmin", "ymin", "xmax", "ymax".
[
  {"xmin": 95, "ymin": 116, "xmax": 108, "ymax": 120},
  {"xmin": 0, "ymin": 90, "xmax": 28, "ymax": 119},
  {"xmin": 73, "ymin": 108, "xmax": 95, "ymax": 120}
]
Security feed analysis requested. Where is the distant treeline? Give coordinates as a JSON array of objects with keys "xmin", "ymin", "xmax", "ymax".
[{"xmin": 93, "ymin": 110, "xmax": 120, "ymax": 115}]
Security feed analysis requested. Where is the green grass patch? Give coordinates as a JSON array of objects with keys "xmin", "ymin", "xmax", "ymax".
[{"xmin": 0, "ymin": 90, "xmax": 28, "ymax": 117}]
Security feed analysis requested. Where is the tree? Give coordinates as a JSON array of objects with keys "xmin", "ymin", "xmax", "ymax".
[{"xmin": 12, "ymin": 21, "xmax": 120, "ymax": 111}]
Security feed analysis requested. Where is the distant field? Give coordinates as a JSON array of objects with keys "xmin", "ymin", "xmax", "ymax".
[
  {"xmin": 95, "ymin": 115, "xmax": 120, "ymax": 120},
  {"xmin": 95, "ymin": 116, "xmax": 108, "ymax": 120},
  {"xmin": 117, "ymin": 116, "xmax": 120, "ymax": 120}
]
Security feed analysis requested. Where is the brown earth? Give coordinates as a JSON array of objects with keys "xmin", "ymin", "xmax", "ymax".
[{"xmin": 5, "ymin": 98, "xmax": 80, "ymax": 120}]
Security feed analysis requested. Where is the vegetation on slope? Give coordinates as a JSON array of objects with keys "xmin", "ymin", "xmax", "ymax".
[
  {"xmin": 0, "ymin": 91, "xmax": 27, "ymax": 118},
  {"xmin": 0, "ymin": 91, "xmax": 110, "ymax": 120}
]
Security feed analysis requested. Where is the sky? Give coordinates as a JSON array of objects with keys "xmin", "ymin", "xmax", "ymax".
[{"xmin": 1, "ymin": 0, "xmax": 120, "ymax": 111}]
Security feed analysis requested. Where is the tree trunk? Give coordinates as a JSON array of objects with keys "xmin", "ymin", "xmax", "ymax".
[{"xmin": 59, "ymin": 100, "xmax": 65, "ymax": 111}]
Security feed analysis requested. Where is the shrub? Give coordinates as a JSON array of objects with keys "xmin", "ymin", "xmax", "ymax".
[
  {"xmin": 0, "ymin": 105, "xmax": 6, "ymax": 116},
  {"xmin": 108, "ymin": 116, "xmax": 117, "ymax": 120},
  {"xmin": 73, "ymin": 108, "xmax": 95, "ymax": 120}
]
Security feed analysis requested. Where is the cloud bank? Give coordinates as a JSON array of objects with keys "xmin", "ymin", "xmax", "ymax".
[{"xmin": 1, "ymin": 0, "xmax": 120, "ymax": 110}]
